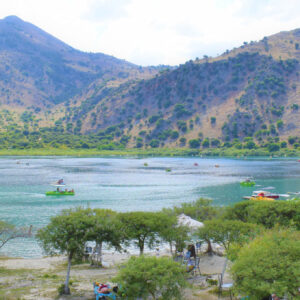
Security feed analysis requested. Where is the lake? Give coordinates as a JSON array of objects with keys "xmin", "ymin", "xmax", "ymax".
[{"xmin": 1, "ymin": 156, "xmax": 300, "ymax": 257}]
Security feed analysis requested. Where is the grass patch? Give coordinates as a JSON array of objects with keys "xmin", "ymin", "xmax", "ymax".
[
  {"xmin": 0, "ymin": 285, "xmax": 32, "ymax": 300},
  {"xmin": 0, "ymin": 267, "xmax": 34, "ymax": 276},
  {"xmin": 0, "ymin": 147, "xmax": 299, "ymax": 157}
]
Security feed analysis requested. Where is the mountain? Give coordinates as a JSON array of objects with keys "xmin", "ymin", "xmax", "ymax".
[
  {"xmin": 0, "ymin": 16, "xmax": 300, "ymax": 149},
  {"xmin": 0, "ymin": 16, "xmax": 159, "ymax": 113},
  {"xmin": 68, "ymin": 30, "xmax": 300, "ymax": 148}
]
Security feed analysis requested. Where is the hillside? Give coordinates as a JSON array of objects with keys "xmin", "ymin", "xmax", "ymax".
[
  {"xmin": 69, "ymin": 51, "xmax": 300, "ymax": 149},
  {"xmin": 0, "ymin": 16, "xmax": 300, "ymax": 150},
  {"xmin": 0, "ymin": 16, "xmax": 159, "ymax": 122}
]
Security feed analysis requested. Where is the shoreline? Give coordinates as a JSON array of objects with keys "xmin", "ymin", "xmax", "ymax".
[{"xmin": 0, "ymin": 147, "xmax": 298, "ymax": 158}]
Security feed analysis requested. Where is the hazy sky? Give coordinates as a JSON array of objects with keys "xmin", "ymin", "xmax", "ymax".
[{"xmin": 0, "ymin": 0, "xmax": 300, "ymax": 66}]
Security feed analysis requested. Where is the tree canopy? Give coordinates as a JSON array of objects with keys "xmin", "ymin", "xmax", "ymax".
[
  {"xmin": 0, "ymin": 220, "xmax": 29, "ymax": 249},
  {"xmin": 225, "ymin": 200, "xmax": 300, "ymax": 229},
  {"xmin": 197, "ymin": 219, "xmax": 261, "ymax": 252},
  {"xmin": 173, "ymin": 198, "xmax": 222, "ymax": 222},
  {"xmin": 118, "ymin": 211, "xmax": 174, "ymax": 255},
  {"xmin": 85, "ymin": 208, "xmax": 123, "ymax": 265},
  {"xmin": 231, "ymin": 230, "xmax": 300, "ymax": 299},
  {"xmin": 37, "ymin": 208, "xmax": 92, "ymax": 294}
]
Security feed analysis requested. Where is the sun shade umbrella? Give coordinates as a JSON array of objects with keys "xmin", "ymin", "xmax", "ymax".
[{"xmin": 177, "ymin": 214, "xmax": 204, "ymax": 230}]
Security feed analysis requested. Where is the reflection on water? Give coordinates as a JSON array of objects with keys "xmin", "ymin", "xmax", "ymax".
[{"xmin": 0, "ymin": 156, "xmax": 300, "ymax": 257}]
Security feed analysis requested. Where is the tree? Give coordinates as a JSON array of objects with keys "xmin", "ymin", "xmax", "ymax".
[
  {"xmin": 268, "ymin": 143, "xmax": 280, "ymax": 152},
  {"xmin": 118, "ymin": 212, "xmax": 170, "ymax": 255},
  {"xmin": 85, "ymin": 209, "xmax": 123, "ymax": 266},
  {"xmin": 149, "ymin": 139, "xmax": 159, "ymax": 148},
  {"xmin": 114, "ymin": 256, "xmax": 187, "ymax": 300},
  {"xmin": 225, "ymin": 200, "xmax": 300, "ymax": 230},
  {"xmin": 244, "ymin": 140, "xmax": 256, "ymax": 149},
  {"xmin": 37, "ymin": 208, "xmax": 92, "ymax": 294},
  {"xmin": 231, "ymin": 230, "xmax": 300, "ymax": 299},
  {"xmin": 188, "ymin": 139, "xmax": 200, "ymax": 148},
  {"xmin": 0, "ymin": 220, "xmax": 29, "ymax": 249},
  {"xmin": 288, "ymin": 136, "xmax": 296, "ymax": 145},
  {"xmin": 158, "ymin": 211, "xmax": 190, "ymax": 256},
  {"xmin": 179, "ymin": 137, "xmax": 186, "ymax": 146},
  {"xmin": 211, "ymin": 138, "xmax": 221, "ymax": 148},
  {"xmin": 197, "ymin": 219, "xmax": 260, "ymax": 252},
  {"xmin": 174, "ymin": 198, "xmax": 221, "ymax": 222},
  {"xmin": 173, "ymin": 199, "xmax": 223, "ymax": 254},
  {"xmin": 202, "ymin": 138, "xmax": 210, "ymax": 148},
  {"xmin": 280, "ymin": 141, "xmax": 287, "ymax": 148}
]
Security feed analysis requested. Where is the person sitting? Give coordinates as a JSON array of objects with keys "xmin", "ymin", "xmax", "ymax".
[
  {"xmin": 184, "ymin": 250, "xmax": 191, "ymax": 260},
  {"xmin": 186, "ymin": 258, "xmax": 195, "ymax": 272}
]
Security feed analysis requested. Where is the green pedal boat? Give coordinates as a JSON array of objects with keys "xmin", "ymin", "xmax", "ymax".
[
  {"xmin": 46, "ymin": 190, "xmax": 75, "ymax": 196},
  {"xmin": 240, "ymin": 178, "xmax": 255, "ymax": 187},
  {"xmin": 46, "ymin": 179, "xmax": 75, "ymax": 196}
]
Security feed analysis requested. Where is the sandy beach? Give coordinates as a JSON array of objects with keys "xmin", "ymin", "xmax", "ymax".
[{"xmin": 0, "ymin": 248, "xmax": 233, "ymax": 300}]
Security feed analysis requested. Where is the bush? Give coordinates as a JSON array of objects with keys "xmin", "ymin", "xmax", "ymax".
[
  {"xmin": 149, "ymin": 139, "xmax": 159, "ymax": 148},
  {"xmin": 202, "ymin": 138, "xmax": 210, "ymax": 148},
  {"xmin": 189, "ymin": 139, "xmax": 200, "ymax": 148},
  {"xmin": 267, "ymin": 143, "xmax": 280, "ymax": 152},
  {"xmin": 113, "ymin": 256, "xmax": 187, "ymax": 300}
]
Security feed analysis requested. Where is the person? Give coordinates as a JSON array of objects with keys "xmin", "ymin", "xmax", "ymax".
[
  {"xmin": 186, "ymin": 258, "xmax": 195, "ymax": 272},
  {"xmin": 155, "ymin": 247, "xmax": 160, "ymax": 257},
  {"xmin": 57, "ymin": 179, "xmax": 64, "ymax": 185},
  {"xmin": 96, "ymin": 283, "xmax": 111, "ymax": 294},
  {"xmin": 187, "ymin": 244, "xmax": 196, "ymax": 258},
  {"xmin": 184, "ymin": 250, "xmax": 191, "ymax": 260}
]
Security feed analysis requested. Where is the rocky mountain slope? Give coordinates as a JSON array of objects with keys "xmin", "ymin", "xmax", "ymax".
[{"xmin": 1, "ymin": 16, "xmax": 300, "ymax": 149}]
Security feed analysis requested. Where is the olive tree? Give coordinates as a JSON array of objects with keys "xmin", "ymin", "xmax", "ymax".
[
  {"xmin": 118, "ymin": 211, "xmax": 172, "ymax": 255},
  {"xmin": 196, "ymin": 219, "xmax": 260, "ymax": 254},
  {"xmin": 160, "ymin": 224, "xmax": 190, "ymax": 256},
  {"xmin": 36, "ymin": 208, "xmax": 92, "ymax": 294},
  {"xmin": 198, "ymin": 219, "xmax": 260, "ymax": 251},
  {"xmin": 174, "ymin": 198, "xmax": 222, "ymax": 222},
  {"xmin": 231, "ymin": 230, "xmax": 300, "ymax": 299},
  {"xmin": 0, "ymin": 220, "xmax": 30, "ymax": 249},
  {"xmin": 85, "ymin": 209, "xmax": 123, "ymax": 266},
  {"xmin": 114, "ymin": 256, "xmax": 187, "ymax": 300}
]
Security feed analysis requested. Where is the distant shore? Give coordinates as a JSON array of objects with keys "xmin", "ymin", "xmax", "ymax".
[{"xmin": 0, "ymin": 147, "xmax": 299, "ymax": 157}]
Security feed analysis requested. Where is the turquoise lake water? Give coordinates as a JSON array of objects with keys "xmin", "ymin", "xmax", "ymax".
[{"xmin": 1, "ymin": 156, "xmax": 300, "ymax": 257}]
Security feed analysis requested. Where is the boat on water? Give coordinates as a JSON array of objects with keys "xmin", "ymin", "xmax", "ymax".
[
  {"xmin": 45, "ymin": 179, "xmax": 75, "ymax": 196},
  {"xmin": 240, "ymin": 178, "xmax": 255, "ymax": 187},
  {"xmin": 243, "ymin": 190, "xmax": 279, "ymax": 200},
  {"xmin": 249, "ymin": 196, "xmax": 274, "ymax": 201},
  {"xmin": 46, "ymin": 190, "xmax": 75, "ymax": 196}
]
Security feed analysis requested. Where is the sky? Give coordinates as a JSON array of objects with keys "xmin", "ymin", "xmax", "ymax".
[{"xmin": 0, "ymin": 0, "xmax": 300, "ymax": 66}]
